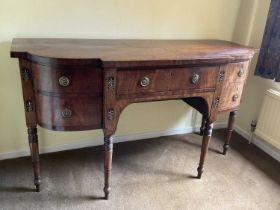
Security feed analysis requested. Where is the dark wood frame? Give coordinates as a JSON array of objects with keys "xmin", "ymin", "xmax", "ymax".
[{"xmin": 11, "ymin": 39, "xmax": 257, "ymax": 199}]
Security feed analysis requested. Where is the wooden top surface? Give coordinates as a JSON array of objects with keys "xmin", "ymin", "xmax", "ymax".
[{"xmin": 11, "ymin": 38, "xmax": 258, "ymax": 67}]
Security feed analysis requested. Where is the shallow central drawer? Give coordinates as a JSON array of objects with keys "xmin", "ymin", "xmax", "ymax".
[{"xmin": 116, "ymin": 67, "xmax": 220, "ymax": 95}]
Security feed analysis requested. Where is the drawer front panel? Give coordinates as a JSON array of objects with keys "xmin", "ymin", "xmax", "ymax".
[
  {"xmin": 35, "ymin": 94, "xmax": 102, "ymax": 131},
  {"xmin": 218, "ymin": 82, "xmax": 244, "ymax": 111},
  {"xmin": 32, "ymin": 64, "xmax": 102, "ymax": 95},
  {"xmin": 117, "ymin": 67, "xmax": 220, "ymax": 95},
  {"xmin": 223, "ymin": 61, "xmax": 249, "ymax": 83}
]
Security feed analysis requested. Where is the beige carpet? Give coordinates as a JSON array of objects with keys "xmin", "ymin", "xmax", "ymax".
[{"xmin": 0, "ymin": 129, "xmax": 279, "ymax": 210}]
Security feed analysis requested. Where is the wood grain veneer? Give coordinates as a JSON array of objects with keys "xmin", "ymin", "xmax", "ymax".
[{"xmin": 10, "ymin": 38, "xmax": 258, "ymax": 200}]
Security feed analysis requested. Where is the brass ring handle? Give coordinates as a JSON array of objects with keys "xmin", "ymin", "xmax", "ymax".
[
  {"xmin": 140, "ymin": 76, "xmax": 150, "ymax": 87},
  {"xmin": 59, "ymin": 76, "xmax": 70, "ymax": 87},
  {"xmin": 232, "ymin": 94, "xmax": 239, "ymax": 102},
  {"xmin": 238, "ymin": 68, "xmax": 244, "ymax": 77},
  {"xmin": 191, "ymin": 73, "xmax": 200, "ymax": 84},
  {"xmin": 61, "ymin": 108, "xmax": 72, "ymax": 118}
]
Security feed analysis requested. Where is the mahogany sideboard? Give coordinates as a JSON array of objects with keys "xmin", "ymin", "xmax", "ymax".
[{"xmin": 10, "ymin": 39, "xmax": 257, "ymax": 199}]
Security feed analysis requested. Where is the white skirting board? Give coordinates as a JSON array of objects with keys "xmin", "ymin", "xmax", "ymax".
[
  {"xmin": 234, "ymin": 125, "xmax": 280, "ymax": 162},
  {"xmin": 0, "ymin": 122, "xmax": 279, "ymax": 162},
  {"xmin": 0, "ymin": 122, "xmax": 226, "ymax": 161}
]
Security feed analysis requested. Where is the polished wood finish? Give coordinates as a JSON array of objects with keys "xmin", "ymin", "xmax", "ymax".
[
  {"xmin": 35, "ymin": 94, "xmax": 103, "ymax": 131},
  {"xmin": 218, "ymin": 62, "xmax": 249, "ymax": 112},
  {"xmin": 219, "ymin": 82, "xmax": 244, "ymax": 111},
  {"xmin": 28, "ymin": 127, "xmax": 41, "ymax": 192},
  {"xmin": 11, "ymin": 39, "xmax": 256, "ymax": 67},
  {"xmin": 200, "ymin": 115, "xmax": 207, "ymax": 136},
  {"xmin": 104, "ymin": 135, "xmax": 113, "ymax": 200},
  {"xmin": 11, "ymin": 38, "xmax": 257, "ymax": 199},
  {"xmin": 223, "ymin": 111, "xmax": 237, "ymax": 155},
  {"xmin": 197, "ymin": 122, "xmax": 213, "ymax": 179},
  {"xmin": 117, "ymin": 67, "xmax": 219, "ymax": 96},
  {"xmin": 32, "ymin": 63, "xmax": 102, "ymax": 96}
]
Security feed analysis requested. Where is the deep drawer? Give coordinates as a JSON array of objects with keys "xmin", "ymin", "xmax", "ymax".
[
  {"xmin": 218, "ymin": 82, "xmax": 244, "ymax": 111},
  {"xmin": 116, "ymin": 66, "xmax": 220, "ymax": 95},
  {"xmin": 35, "ymin": 94, "xmax": 103, "ymax": 131},
  {"xmin": 32, "ymin": 63, "xmax": 102, "ymax": 95}
]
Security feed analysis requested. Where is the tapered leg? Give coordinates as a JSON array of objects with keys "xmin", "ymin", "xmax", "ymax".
[
  {"xmin": 104, "ymin": 135, "xmax": 113, "ymax": 200},
  {"xmin": 27, "ymin": 127, "xmax": 41, "ymax": 192},
  {"xmin": 223, "ymin": 111, "xmax": 237, "ymax": 155},
  {"xmin": 197, "ymin": 122, "xmax": 213, "ymax": 179},
  {"xmin": 200, "ymin": 115, "xmax": 207, "ymax": 136}
]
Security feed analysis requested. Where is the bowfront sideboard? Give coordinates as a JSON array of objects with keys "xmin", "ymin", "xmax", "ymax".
[{"xmin": 10, "ymin": 39, "xmax": 257, "ymax": 199}]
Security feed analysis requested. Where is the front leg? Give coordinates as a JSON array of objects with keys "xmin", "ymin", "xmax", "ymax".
[
  {"xmin": 27, "ymin": 127, "xmax": 41, "ymax": 192},
  {"xmin": 200, "ymin": 115, "xmax": 207, "ymax": 136},
  {"xmin": 197, "ymin": 122, "xmax": 213, "ymax": 179},
  {"xmin": 223, "ymin": 110, "xmax": 237, "ymax": 155},
  {"xmin": 104, "ymin": 135, "xmax": 113, "ymax": 200}
]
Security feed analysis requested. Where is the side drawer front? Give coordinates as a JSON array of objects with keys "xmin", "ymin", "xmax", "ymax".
[
  {"xmin": 224, "ymin": 61, "xmax": 249, "ymax": 83},
  {"xmin": 35, "ymin": 94, "xmax": 103, "ymax": 131},
  {"xmin": 218, "ymin": 82, "xmax": 244, "ymax": 111},
  {"xmin": 32, "ymin": 64, "xmax": 102, "ymax": 95},
  {"xmin": 117, "ymin": 66, "xmax": 219, "ymax": 95}
]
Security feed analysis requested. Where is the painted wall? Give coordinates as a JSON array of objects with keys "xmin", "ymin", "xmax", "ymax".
[
  {"xmin": 0, "ymin": 0, "xmax": 241, "ymax": 157},
  {"xmin": 233, "ymin": 0, "xmax": 280, "ymax": 134}
]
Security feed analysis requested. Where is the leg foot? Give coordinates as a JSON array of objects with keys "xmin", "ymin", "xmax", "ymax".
[
  {"xmin": 35, "ymin": 184, "xmax": 40, "ymax": 192},
  {"xmin": 34, "ymin": 176, "xmax": 41, "ymax": 192},
  {"xmin": 222, "ymin": 144, "xmax": 230, "ymax": 155},
  {"xmin": 104, "ymin": 187, "xmax": 111, "ymax": 200},
  {"xmin": 223, "ymin": 111, "xmax": 237, "ymax": 155},
  {"xmin": 197, "ymin": 122, "xmax": 213, "ymax": 179},
  {"xmin": 104, "ymin": 135, "xmax": 113, "ymax": 200},
  {"xmin": 28, "ymin": 127, "xmax": 41, "ymax": 192},
  {"xmin": 197, "ymin": 166, "xmax": 203, "ymax": 179}
]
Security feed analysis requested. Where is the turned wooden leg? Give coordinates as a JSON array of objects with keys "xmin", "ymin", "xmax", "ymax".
[
  {"xmin": 223, "ymin": 111, "xmax": 237, "ymax": 155},
  {"xmin": 197, "ymin": 122, "xmax": 213, "ymax": 179},
  {"xmin": 27, "ymin": 127, "xmax": 41, "ymax": 192},
  {"xmin": 200, "ymin": 115, "xmax": 207, "ymax": 136},
  {"xmin": 104, "ymin": 135, "xmax": 113, "ymax": 200}
]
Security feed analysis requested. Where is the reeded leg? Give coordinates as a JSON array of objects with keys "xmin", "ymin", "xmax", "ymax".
[
  {"xmin": 104, "ymin": 135, "xmax": 113, "ymax": 200},
  {"xmin": 197, "ymin": 122, "xmax": 213, "ymax": 179},
  {"xmin": 27, "ymin": 127, "xmax": 41, "ymax": 192},
  {"xmin": 223, "ymin": 111, "xmax": 237, "ymax": 155},
  {"xmin": 200, "ymin": 115, "xmax": 206, "ymax": 136}
]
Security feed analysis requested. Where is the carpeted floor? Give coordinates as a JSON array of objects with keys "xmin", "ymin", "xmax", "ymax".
[{"xmin": 0, "ymin": 129, "xmax": 279, "ymax": 210}]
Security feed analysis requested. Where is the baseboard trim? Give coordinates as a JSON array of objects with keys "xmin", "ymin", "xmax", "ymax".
[
  {"xmin": 2, "ymin": 122, "xmax": 278, "ymax": 163},
  {"xmin": 0, "ymin": 122, "xmax": 227, "ymax": 161},
  {"xmin": 234, "ymin": 125, "xmax": 280, "ymax": 162}
]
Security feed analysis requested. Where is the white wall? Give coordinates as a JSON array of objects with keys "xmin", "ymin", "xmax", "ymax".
[{"xmin": 0, "ymin": 0, "xmax": 241, "ymax": 157}]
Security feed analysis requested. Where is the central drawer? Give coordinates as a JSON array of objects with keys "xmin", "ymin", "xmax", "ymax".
[{"xmin": 116, "ymin": 67, "xmax": 220, "ymax": 95}]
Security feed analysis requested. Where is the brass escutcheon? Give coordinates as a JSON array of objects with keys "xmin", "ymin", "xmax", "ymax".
[
  {"xmin": 191, "ymin": 73, "xmax": 200, "ymax": 84},
  {"xmin": 232, "ymin": 94, "xmax": 239, "ymax": 102},
  {"xmin": 238, "ymin": 68, "xmax": 244, "ymax": 77},
  {"xmin": 61, "ymin": 108, "xmax": 72, "ymax": 118},
  {"xmin": 140, "ymin": 76, "xmax": 150, "ymax": 87},
  {"xmin": 59, "ymin": 76, "xmax": 70, "ymax": 87}
]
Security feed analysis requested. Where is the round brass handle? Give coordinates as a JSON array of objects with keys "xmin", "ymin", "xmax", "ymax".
[
  {"xmin": 238, "ymin": 68, "xmax": 244, "ymax": 77},
  {"xmin": 61, "ymin": 108, "xmax": 72, "ymax": 118},
  {"xmin": 232, "ymin": 94, "xmax": 239, "ymax": 102},
  {"xmin": 140, "ymin": 76, "xmax": 150, "ymax": 87},
  {"xmin": 59, "ymin": 76, "xmax": 70, "ymax": 87},
  {"xmin": 191, "ymin": 73, "xmax": 200, "ymax": 84}
]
